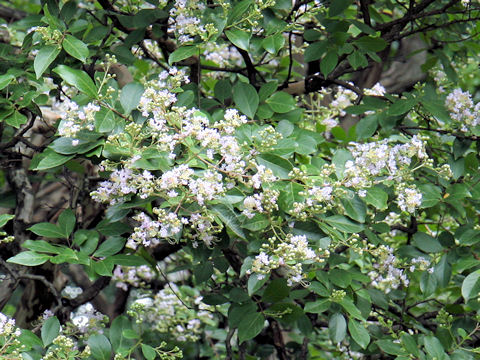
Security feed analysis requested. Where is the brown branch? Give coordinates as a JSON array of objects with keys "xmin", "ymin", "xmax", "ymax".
[
  {"xmin": 237, "ymin": 47, "xmax": 258, "ymax": 85},
  {"xmin": 0, "ymin": 112, "xmax": 37, "ymax": 151},
  {"xmin": 359, "ymin": 0, "xmax": 372, "ymax": 27},
  {"xmin": 68, "ymin": 264, "xmax": 110, "ymax": 315},
  {"xmin": 18, "ymin": 273, "xmax": 62, "ymax": 310},
  {"xmin": 0, "ymin": 5, "xmax": 27, "ymax": 22},
  {"xmin": 225, "ymin": 327, "xmax": 235, "ymax": 360},
  {"xmin": 270, "ymin": 319, "xmax": 288, "ymax": 360},
  {"xmin": 69, "ymin": 276, "xmax": 111, "ymax": 308}
]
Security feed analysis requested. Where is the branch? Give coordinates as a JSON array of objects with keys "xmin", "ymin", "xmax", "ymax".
[
  {"xmin": 225, "ymin": 327, "xmax": 235, "ymax": 360},
  {"xmin": 69, "ymin": 276, "xmax": 111, "ymax": 308},
  {"xmin": 0, "ymin": 112, "xmax": 37, "ymax": 151},
  {"xmin": 359, "ymin": 0, "xmax": 372, "ymax": 27},
  {"xmin": 18, "ymin": 273, "xmax": 62, "ymax": 310},
  {"xmin": 270, "ymin": 319, "xmax": 288, "ymax": 360},
  {"xmin": 237, "ymin": 47, "xmax": 258, "ymax": 85},
  {"xmin": 0, "ymin": 5, "xmax": 27, "ymax": 22}
]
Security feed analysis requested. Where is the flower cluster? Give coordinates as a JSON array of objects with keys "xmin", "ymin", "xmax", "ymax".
[
  {"xmin": 343, "ymin": 136, "xmax": 430, "ymax": 213},
  {"xmin": 303, "ymin": 86, "xmax": 357, "ymax": 131},
  {"xmin": 0, "ymin": 313, "xmax": 20, "ymax": 338},
  {"xmin": 92, "ymin": 68, "xmax": 284, "ymax": 248},
  {"xmin": 242, "ymin": 189, "xmax": 280, "ymax": 219},
  {"xmin": 203, "ymin": 42, "xmax": 243, "ymax": 68},
  {"xmin": 168, "ymin": 0, "xmax": 215, "ymax": 43},
  {"xmin": 62, "ymin": 285, "xmax": 83, "ymax": 299},
  {"xmin": 0, "ymin": 313, "xmax": 23, "ymax": 359},
  {"xmin": 42, "ymin": 335, "xmax": 91, "ymax": 360},
  {"xmin": 368, "ymin": 245, "xmax": 409, "ymax": 293},
  {"xmin": 69, "ymin": 303, "xmax": 108, "ymax": 335},
  {"xmin": 248, "ymin": 234, "xmax": 329, "ymax": 285},
  {"xmin": 57, "ymin": 99, "xmax": 99, "ymax": 139},
  {"xmin": 128, "ymin": 286, "xmax": 214, "ymax": 342},
  {"xmin": 445, "ymin": 88, "xmax": 480, "ymax": 132},
  {"xmin": 396, "ymin": 185, "xmax": 422, "ymax": 213},
  {"xmin": 112, "ymin": 264, "xmax": 156, "ymax": 290}
]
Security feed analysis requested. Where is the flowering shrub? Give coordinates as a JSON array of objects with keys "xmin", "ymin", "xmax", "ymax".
[{"xmin": 1, "ymin": 0, "xmax": 480, "ymax": 359}]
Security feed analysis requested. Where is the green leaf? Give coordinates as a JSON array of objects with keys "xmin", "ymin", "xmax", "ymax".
[
  {"xmin": 332, "ymin": 148, "xmax": 353, "ymax": 179},
  {"xmin": 141, "ymin": 344, "xmax": 156, "ymax": 360},
  {"xmin": 304, "ymin": 41, "xmax": 327, "ymax": 62},
  {"xmin": 364, "ymin": 187, "xmax": 388, "ymax": 210},
  {"xmin": 111, "ymin": 254, "xmax": 149, "ymax": 266},
  {"xmin": 341, "ymin": 195, "xmax": 366, "ymax": 223},
  {"xmin": 74, "ymin": 230, "xmax": 99, "ymax": 255},
  {"xmin": 401, "ymin": 333, "xmax": 420, "ymax": 357},
  {"xmin": 434, "ymin": 255, "xmax": 452, "ymax": 287},
  {"xmin": 418, "ymin": 184, "xmax": 442, "ymax": 208},
  {"xmin": 225, "ymin": 29, "xmax": 251, "ymax": 51},
  {"xmin": 7, "ymin": 251, "xmax": 50, "ymax": 266},
  {"xmin": 237, "ymin": 312, "xmax": 265, "ymax": 343},
  {"xmin": 257, "ymin": 153, "xmax": 293, "ymax": 179},
  {"xmin": 5, "ymin": 111, "xmax": 28, "ymax": 128},
  {"xmin": 32, "ymin": 151, "xmax": 75, "ymax": 171},
  {"xmin": 62, "ymin": 35, "xmax": 89, "ymax": 62},
  {"xmin": 262, "ymin": 33, "xmax": 285, "ymax": 54},
  {"xmin": 324, "ymin": 215, "xmax": 364, "ymax": 233},
  {"xmin": 88, "ymin": 334, "xmax": 112, "ymax": 360},
  {"xmin": 233, "ymin": 82, "xmax": 259, "ymax": 119},
  {"xmin": 120, "ymin": 82, "xmax": 144, "ymax": 114},
  {"xmin": 214, "ymin": 79, "xmax": 232, "ymax": 102},
  {"xmin": 110, "ymin": 315, "xmax": 132, "ymax": 351},
  {"xmin": 19, "ymin": 329, "xmax": 43, "ymax": 350},
  {"xmin": 96, "ymin": 220, "xmax": 131, "ymax": 236},
  {"xmin": 0, "ymin": 214, "xmax": 14, "ymax": 228},
  {"xmin": 228, "ymin": 0, "xmax": 253, "ymax": 24},
  {"xmin": 0, "ymin": 74, "xmax": 14, "ymax": 90},
  {"xmin": 93, "ymin": 259, "xmax": 115, "ymax": 276},
  {"xmin": 376, "ymin": 339, "xmax": 406, "ymax": 355},
  {"xmin": 229, "ymin": 303, "xmax": 257, "ymax": 327},
  {"xmin": 424, "ymin": 336, "xmax": 447, "ymax": 359},
  {"xmin": 242, "ymin": 214, "xmax": 269, "ymax": 231},
  {"xmin": 354, "ymin": 36, "xmax": 388, "ymax": 52},
  {"xmin": 462, "ymin": 269, "xmax": 480, "ymax": 301},
  {"xmin": 356, "ymin": 114, "xmax": 378, "ymax": 139},
  {"xmin": 266, "ymin": 92, "xmax": 296, "ymax": 113},
  {"xmin": 93, "ymin": 236, "xmax": 126, "ymax": 257},
  {"xmin": 248, "ymin": 273, "xmax": 269, "ymax": 296},
  {"xmin": 262, "ymin": 278, "xmax": 289, "ymax": 303},
  {"xmin": 95, "ymin": 107, "xmax": 116, "ymax": 132},
  {"xmin": 340, "ymin": 298, "xmax": 364, "ymax": 320},
  {"xmin": 193, "ymin": 262, "xmax": 213, "ymax": 283},
  {"xmin": 122, "ymin": 329, "xmax": 139, "ymax": 339},
  {"xmin": 211, "ymin": 204, "xmax": 245, "ymax": 239},
  {"xmin": 34, "ymin": 45, "xmax": 61, "ymax": 79},
  {"xmin": 329, "ymin": 0, "xmax": 353, "ymax": 16},
  {"xmin": 50, "ymin": 136, "xmax": 104, "ymax": 155},
  {"xmin": 22, "ymin": 240, "xmax": 62, "ymax": 254},
  {"xmin": 329, "ymin": 313, "xmax": 347, "ymax": 343},
  {"xmin": 420, "ymin": 271, "xmax": 437, "ymax": 296},
  {"xmin": 53, "ymin": 65, "xmax": 97, "ymax": 98},
  {"xmin": 387, "ymin": 98, "xmax": 418, "ymax": 116},
  {"xmin": 41, "ymin": 316, "xmax": 60, "ymax": 347},
  {"xmin": 168, "ymin": 45, "xmax": 198, "ymax": 65},
  {"xmin": 348, "ymin": 319, "xmax": 370, "ymax": 349},
  {"xmin": 58, "ymin": 209, "xmax": 76, "ymax": 238},
  {"xmin": 304, "ymin": 299, "xmax": 331, "ymax": 314},
  {"xmin": 321, "ymin": 51, "xmax": 338, "ymax": 78},
  {"xmin": 28, "ymin": 223, "xmax": 65, "ymax": 239},
  {"xmin": 413, "ymin": 232, "xmax": 443, "ymax": 253}
]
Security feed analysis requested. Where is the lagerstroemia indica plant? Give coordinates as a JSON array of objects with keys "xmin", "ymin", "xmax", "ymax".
[{"xmin": 2, "ymin": 0, "xmax": 480, "ymax": 359}]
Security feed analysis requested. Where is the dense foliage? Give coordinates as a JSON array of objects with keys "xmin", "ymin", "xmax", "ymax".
[{"xmin": 1, "ymin": 0, "xmax": 480, "ymax": 359}]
